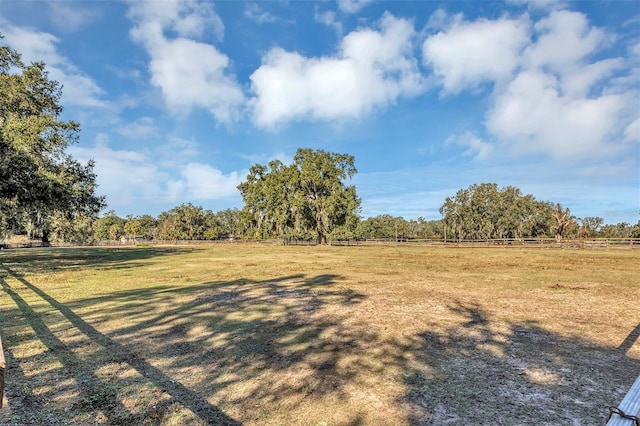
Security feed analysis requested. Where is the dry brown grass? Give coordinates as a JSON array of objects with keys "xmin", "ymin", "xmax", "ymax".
[{"xmin": 0, "ymin": 245, "xmax": 638, "ymax": 425}]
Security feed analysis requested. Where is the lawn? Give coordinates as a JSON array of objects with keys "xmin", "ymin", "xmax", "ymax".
[{"xmin": 0, "ymin": 244, "xmax": 638, "ymax": 425}]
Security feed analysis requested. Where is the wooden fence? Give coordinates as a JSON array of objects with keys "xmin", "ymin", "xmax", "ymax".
[
  {"xmin": 2, "ymin": 237, "xmax": 639, "ymax": 250},
  {"xmin": 328, "ymin": 238, "xmax": 640, "ymax": 249}
]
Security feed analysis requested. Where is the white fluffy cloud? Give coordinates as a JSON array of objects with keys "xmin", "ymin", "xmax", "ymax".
[
  {"xmin": 486, "ymin": 70, "xmax": 627, "ymax": 159},
  {"xmin": 250, "ymin": 13, "xmax": 425, "ymax": 128},
  {"xmin": 156, "ymin": 136, "xmax": 199, "ymax": 167},
  {"xmin": 423, "ymin": 9, "xmax": 638, "ymax": 162},
  {"xmin": 624, "ymin": 118, "xmax": 640, "ymax": 143},
  {"xmin": 71, "ymin": 135, "xmax": 243, "ymax": 207},
  {"xmin": 168, "ymin": 163, "xmax": 243, "ymax": 201},
  {"xmin": 127, "ymin": 0, "xmax": 244, "ymax": 123},
  {"xmin": 1, "ymin": 23, "xmax": 105, "ymax": 107},
  {"xmin": 148, "ymin": 37, "xmax": 244, "ymax": 122},
  {"xmin": 522, "ymin": 10, "xmax": 608, "ymax": 72},
  {"xmin": 315, "ymin": 9, "xmax": 343, "ymax": 36},
  {"xmin": 447, "ymin": 131, "xmax": 494, "ymax": 160},
  {"xmin": 117, "ymin": 117, "xmax": 159, "ymax": 140},
  {"xmin": 70, "ymin": 136, "xmax": 165, "ymax": 206},
  {"xmin": 422, "ymin": 14, "xmax": 531, "ymax": 94},
  {"xmin": 127, "ymin": 0, "xmax": 224, "ymax": 41}
]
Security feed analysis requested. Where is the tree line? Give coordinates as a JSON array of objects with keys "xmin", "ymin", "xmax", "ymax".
[
  {"xmin": 5, "ymin": 193, "xmax": 638, "ymax": 245},
  {"xmin": 1, "ymin": 38, "xmax": 639, "ymax": 246}
]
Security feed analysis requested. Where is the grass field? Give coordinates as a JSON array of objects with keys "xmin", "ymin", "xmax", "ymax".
[{"xmin": 0, "ymin": 244, "xmax": 638, "ymax": 425}]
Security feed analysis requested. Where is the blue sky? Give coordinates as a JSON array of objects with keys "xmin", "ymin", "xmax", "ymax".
[{"xmin": 1, "ymin": 0, "xmax": 639, "ymax": 223}]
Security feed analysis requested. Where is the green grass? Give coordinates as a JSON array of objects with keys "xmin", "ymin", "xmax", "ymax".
[{"xmin": 0, "ymin": 245, "xmax": 638, "ymax": 425}]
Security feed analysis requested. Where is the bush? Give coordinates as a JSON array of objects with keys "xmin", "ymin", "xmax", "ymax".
[{"xmin": 6, "ymin": 235, "xmax": 31, "ymax": 248}]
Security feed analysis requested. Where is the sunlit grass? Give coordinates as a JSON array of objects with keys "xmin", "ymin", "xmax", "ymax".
[{"xmin": 1, "ymin": 245, "xmax": 638, "ymax": 425}]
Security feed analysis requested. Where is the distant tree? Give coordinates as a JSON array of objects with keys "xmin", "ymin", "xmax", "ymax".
[
  {"xmin": 109, "ymin": 224, "xmax": 120, "ymax": 241},
  {"xmin": 95, "ymin": 211, "xmax": 125, "ymax": 241},
  {"xmin": 579, "ymin": 216, "xmax": 603, "ymax": 236},
  {"xmin": 0, "ymin": 36, "xmax": 105, "ymax": 244},
  {"xmin": 157, "ymin": 203, "xmax": 207, "ymax": 241},
  {"xmin": 356, "ymin": 215, "xmax": 395, "ymax": 239},
  {"xmin": 202, "ymin": 226, "xmax": 219, "ymax": 241},
  {"xmin": 202, "ymin": 210, "xmax": 219, "ymax": 240},
  {"xmin": 124, "ymin": 215, "xmax": 141, "ymax": 240},
  {"xmin": 238, "ymin": 159, "xmax": 304, "ymax": 239},
  {"xmin": 213, "ymin": 208, "xmax": 242, "ymax": 239},
  {"xmin": 552, "ymin": 203, "xmax": 575, "ymax": 242},
  {"xmin": 238, "ymin": 148, "xmax": 360, "ymax": 244},
  {"xmin": 440, "ymin": 183, "xmax": 553, "ymax": 240},
  {"xmin": 631, "ymin": 220, "xmax": 640, "ymax": 238},
  {"xmin": 355, "ymin": 215, "xmax": 411, "ymax": 240},
  {"xmin": 121, "ymin": 214, "xmax": 158, "ymax": 241},
  {"xmin": 599, "ymin": 224, "xmax": 615, "ymax": 238},
  {"xmin": 600, "ymin": 222, "xmax": 634, "ymax": 238},
  {"xmin": 617, "ymin": 222, "xmax": 634, "ymax": 238},
  {"xmin": 415, "ymin": 218, "xmax": 445, "ymax": 240},
  {"xmin": 137, "ymin": 214, "xmax": 158, "ymax": 240}
]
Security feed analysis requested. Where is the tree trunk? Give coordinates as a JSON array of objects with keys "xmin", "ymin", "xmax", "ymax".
[
  {"xmin": 318, "ymin": 232, "xmax": 327, "ymax": 245},
  {"xmin": 42, "ymin": 229, "xmax": 51, "ymax": 247}
]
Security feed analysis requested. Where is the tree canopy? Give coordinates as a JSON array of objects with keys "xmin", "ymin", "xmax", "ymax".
[
  {"xmin": 439, "ymin": 183, "xmax": 554, "ymax": 240},
  {"xmin": 157, "ymin": 203, "xmax": 216, "ymax": 241},
  {"xmin": 0, "ymin": 37, "xmax": 105, "ymax": 242},
  {"xmin": 238, "ymin": 148, "xmax": 361, "ymax": 244}
]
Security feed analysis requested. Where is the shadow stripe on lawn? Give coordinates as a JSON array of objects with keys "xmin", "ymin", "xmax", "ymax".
[{"xmin": 1, "ymin": 264, "xmax": 241, "ymax": 426}]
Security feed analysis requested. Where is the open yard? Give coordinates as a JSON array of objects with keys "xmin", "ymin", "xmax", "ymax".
[{"xmin": 0, "ymin": 244, "xmax": 638, "ymax": 425}]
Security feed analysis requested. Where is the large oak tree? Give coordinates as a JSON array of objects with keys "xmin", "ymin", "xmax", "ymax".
[
  {"xmin": 238, "ymin": 148, "xmax": 360, "ymax": 244},
  {"xmin": 439, "ymin": 183, "xmax": 554, "ymax": 240},
  {"xmin": 0, "ymin": 38, "xmax": 105, "ymax": 243}
]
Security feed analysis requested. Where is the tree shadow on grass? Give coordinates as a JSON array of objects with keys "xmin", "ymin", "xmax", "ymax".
[
  {"xmin": 618, "ymin": 322, "xmax": 640, "ymax": 356},
  {"xmin": 64, "ymin": 273, "xmax": 373, "ymax": 419},
  {"xmin": 0, "ymin": 264, "xmax": 241, "ymax": 425},
  {"xmin": 1, "ymin": 257, "xmax": 638, "ymax": 424},
  {"xmin": 401, "ymin": 301, "xmax": 640, "ymax": 424},
  {"xmin": 0, "ymin": 246, "xmax": 199, "ymax": 274},
  {"xmin": 1, "ymin": 265, "xmax": 373, "ymax": 424}
]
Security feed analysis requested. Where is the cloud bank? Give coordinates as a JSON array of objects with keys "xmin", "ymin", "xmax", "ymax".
[{"xmin": 422, "ymin": 9, "xmax": 639, "ymax": 162}]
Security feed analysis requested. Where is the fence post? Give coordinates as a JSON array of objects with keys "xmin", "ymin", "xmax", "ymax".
[{"xmin": 0, "ymin": 334, "xmax": 5, "ymax": 408}]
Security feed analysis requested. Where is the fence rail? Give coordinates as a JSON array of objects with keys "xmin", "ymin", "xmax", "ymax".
[
  {"xmin": 328, "ymin": 237, "xmax": 640, "ymax": 248},
  {"xmin": 1, "ymin": 237, "xmax": 639, "ymax": 250}
]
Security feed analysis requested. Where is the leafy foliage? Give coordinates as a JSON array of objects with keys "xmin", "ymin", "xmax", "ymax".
[
  {"xmin": 94, "ymin": 211, "xmax": 126, "ymax": 241},
  {"xmin": 0, "ymin": 37, "xmax": 105, "ymax": 241},
  {"xmin": 157, "ymin": 203, "xmax": 209, "ymax": 241},
  {"xmin": 210, "ymin": 208, "xmax": 242, "ymax": 239},
  {"xmin": 238, "ymin": 148, "xmax": 361, "ymax": 243},
  {"xmin": 49, "ymin": 211, "xmax": 95, "ymax": 243},
  {"xmin": 355, "ymin": 215, "xmax": 445, "ymax": 240},
  {"xmin": 440, "ymin": 183, "xmax": 554, "ymax": 240}
]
